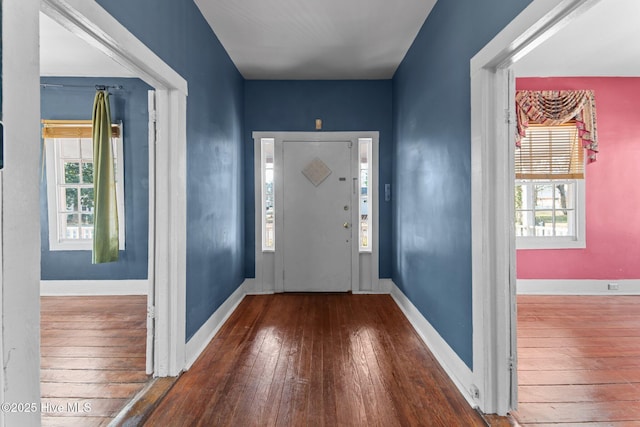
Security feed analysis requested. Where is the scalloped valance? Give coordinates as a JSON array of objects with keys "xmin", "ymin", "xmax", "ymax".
[{"xmin": 515, "ymin": 90, "xmax": 598, "ymax": 162}]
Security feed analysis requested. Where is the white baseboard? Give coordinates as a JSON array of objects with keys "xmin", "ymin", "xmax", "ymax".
[
  {"xmin": 517, "ymin": 279, "xmax": 640, "ymax": 295},
  {"xmin": 185, "ymin": 282, "xmax": 246, "ymax": 369},
  {"xmin": 243, "ymin": 278, "xmax": 275, "ymax": 295},
  {"xmin": 390, "ymin": 282, "xmax": 476, "ymax": 408},
  {"xmin": 379, "ymin": 278, "xmax": 393, "ymax": 293},
  {"xmin": 40, "ymin": 279, "xmax": 148, "ymax": 296}
]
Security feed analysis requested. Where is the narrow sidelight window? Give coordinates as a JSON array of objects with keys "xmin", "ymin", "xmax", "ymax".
[
  {"xmin": 261, "ymin": 138, "xmax": 275, "ymax": 251},
  {"xmin": 359, "ymin": 138, "xmax": 372, "ymax": 252}
]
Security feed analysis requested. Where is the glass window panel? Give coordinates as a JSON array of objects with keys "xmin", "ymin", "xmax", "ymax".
[
  {"xmin": 262, "ymin": 138, "xmax": 275, "ymax": 250},
  {"xmin": 80, "ymin": 188, "xmax": 94, "ymax": 212},
  {"xmin": 534, "ymin": 210, "xmax": 554, "ymax": 236},
  {"xmin": 515, "ymin": 184, "xmax": 524, "ymax": 211},
  {"xmin": 80, "ymin": 138, "xmax": 93, "ymax": 158},
  {"xmin": 534, "ymin": 184, "xmax": 553, "ymax": 209},
  {"xmin": 556, "ymin": 183, "xmax": 575, "ymax": 209},
  {"xmin": 63, "ymin": 214, "xmax": 80, "ymax": 240},
  {"xmin": 64, "ymin": 162, "xmax": 80, "ymax": 183},
  {"xmin": 64, "ymin": 188, "xmax": 78, "ymax": 212},
  {"xmin": 82, "ymin": 162, "xmax": 94, "ymax": 183},
  {"xmin": 60, "ymin": 139, "xmax": 80, "ymax": 158},
  {"xmin": 359, "ymin": 138, "xmax": 372, "ymax": 251},
  {"xmin": 81, "ymin": 228, "xmax": 94, "ymax": 240},
  {"xmin": 81, "ymin": 213, "xmax": 93, "ymax": 225}
]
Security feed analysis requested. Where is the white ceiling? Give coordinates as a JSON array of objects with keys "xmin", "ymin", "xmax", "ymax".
[
  {"xmin": 193, "ymin": 0, "xmax": 437, "ymax": 79},
  {"xmin": 513, "ymin": 0, "xmax": 640, "ymax": 77},
  {"xmin": 40, "ymin": 0, "xmax": 640, "ymax": 80},
  {"xmin": 39, "ymin": 12, "xmax": 136, "ymax": 78}
]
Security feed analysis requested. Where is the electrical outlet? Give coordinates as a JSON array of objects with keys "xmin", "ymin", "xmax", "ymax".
[
  {"xmin": 470, "ymin": 385, "xmax": 480, "ymax": 400},
  {"xmin": 608, "ymin": 283, "xmax": 619, "ymax": 291}
]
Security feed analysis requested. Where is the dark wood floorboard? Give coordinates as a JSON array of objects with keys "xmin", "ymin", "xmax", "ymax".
[
  {"xmin": 513, "ymin": 295, "xmax": 640, "ymax": 426},
  {"xmin": 41, "ymin": 295, "xmax": 150, "ymax": 426},
  {"xmin": 145, "ymin": 294, "xmax": 489, "ymax": 427}
]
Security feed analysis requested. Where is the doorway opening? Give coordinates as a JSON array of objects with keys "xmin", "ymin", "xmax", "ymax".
[
  {"xmin": 27, "ymin": 1, "xmax": 188, "ymax": 423},
  {"xmin": 470, "ymin": 0, "xmax": 605, "ymax": 416}
]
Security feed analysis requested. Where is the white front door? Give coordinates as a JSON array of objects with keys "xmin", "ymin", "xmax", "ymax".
[{"xmin": 282, "ymin": 140, "xmax": 352, "ymax": 292}]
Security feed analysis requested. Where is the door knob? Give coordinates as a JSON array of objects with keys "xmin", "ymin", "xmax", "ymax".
[{"xmin": 343, "ymin": 222, "xmax": 350, "ymax": 229}]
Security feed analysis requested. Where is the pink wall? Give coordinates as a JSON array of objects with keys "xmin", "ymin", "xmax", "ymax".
[{"xmin": 517, "ymin": 77, "xmax": 640, "ymax": 280}]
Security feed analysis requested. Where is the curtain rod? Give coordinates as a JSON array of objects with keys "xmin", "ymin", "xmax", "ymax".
[{"xmin": 40, "ymin": 83, "xmax": 124, "ymax": 90}]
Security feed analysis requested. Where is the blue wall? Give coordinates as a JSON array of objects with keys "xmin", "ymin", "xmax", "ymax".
[
  {"xmin": 392, "ymin": 0, "xmax": 532, "ymax": 368},
  {"xmin": 243, "ymin": 80, "xmax": 393, "ymax": 278},
  {"xmin": 40, "ymin": 77, "xmax": 150, "ymax": 280},
  {"xmin": 95, "ymin": 0, "xmax": 245, "ymax": 341}
]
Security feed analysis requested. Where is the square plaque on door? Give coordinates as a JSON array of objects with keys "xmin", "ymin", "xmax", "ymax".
[{"xmin": 302, "ymin": 157, "xmax": 332, "ymax": 187}]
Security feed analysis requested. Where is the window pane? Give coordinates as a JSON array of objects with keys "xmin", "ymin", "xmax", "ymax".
[
  {"xmin": 534, "ymin": 210, "xmax": 554, "ymax": 236},
  {"xmin": 81, "ymin": 214, "xmax": 94, "ymax": 240},
  {"xmin": 60, "ymin": 139, "xmax": 80, "ymax": 159},
  {"xmin": 81, "ymin": 138, "xmax": 93, "ymax": 158},
  {"xmin": 556, "ymin": 183, "xmax": 575, "ymax": 209},
  {"xmin": 515, "ymin": 184, "xmax": 523, "ymax": 210},
  {"xmin": 515, "ymin": 209, "xmax": 534, "ymax": 236},
  {"xmin": 359, "ymin": 138, "xmax": 372, "ymax": 251},
  {"xmin": 65, "ymin": 188, "xmax": 78, "ymax": 212},
  {"xmin": 80, "ymin": 188, "xmax": 94, "ymax": 212},
  {"xmin": 64, "ymin": 162, "xmax": 80, "ymax": 183},
  {"xmin": 534, "ymin": 184, "xmax": 553, "ymax": 209},
  {"xmin": 82, "ymin": 162, "xmax": 94, "ymax": 183},
  {"xmin": 262, "ymin": 138, "xmax": 275, "ymax": 250},
  {"xmin": 81, "ymin": 213, "xmax": 93, "ymax": 225},
  {"xmin": 63, "ymin": 214, "xmax": 80, "ymax": 240}
]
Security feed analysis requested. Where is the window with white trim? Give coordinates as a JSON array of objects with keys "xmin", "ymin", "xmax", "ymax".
[
  {"xmin": 44, "ymin": 121, "xmax": 125, "ymax": 250},
  {"xmin": 515, "ymin": 123, "xmax": 585, "ymax": 249}
]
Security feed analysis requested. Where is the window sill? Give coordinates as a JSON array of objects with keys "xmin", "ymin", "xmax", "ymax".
[
  {"xmin": 49, "ymin": 241, "xmax": 125, "ymax": 251},
  {"xmin": 516, "ymin": 237, "xmax": 585, "ymax": 250}
]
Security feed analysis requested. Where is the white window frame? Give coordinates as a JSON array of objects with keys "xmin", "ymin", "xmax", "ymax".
[
  {"xmin": 515, "ymin": 178, "xmax": 585, "ymax": 249},
  {"xmin": 45, "ymin": 125, "xmax": 126, "ymax": 251}
]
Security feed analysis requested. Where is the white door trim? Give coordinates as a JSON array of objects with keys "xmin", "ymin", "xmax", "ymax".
[
  {"xmin": 470, "ymin": 0, "xmax": 603, "ymax": 414},
  {"xmin": 40, "ymin": 0, "xmax": 189, "ymax": 377},
  {"xmin": 253, "ymin": 131, "xmax": 379, "ymax": 293}
]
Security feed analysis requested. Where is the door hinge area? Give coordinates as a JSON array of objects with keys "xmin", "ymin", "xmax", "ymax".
[{"xmin": 147, "ymin": 305, "xmax": 156, "ymax": 319}]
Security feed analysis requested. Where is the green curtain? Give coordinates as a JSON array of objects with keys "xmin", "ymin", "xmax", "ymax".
[{"xmin": 92, "ymin": 91, "xmax": 119, "ymax": 263}]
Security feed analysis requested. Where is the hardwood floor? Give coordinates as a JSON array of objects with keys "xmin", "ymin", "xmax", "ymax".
[
  {"xmin": 41, "ymin": 296, "xmax": 150, "ymax": 426},
  {"xmin": 513, "ymin": 295, "xmax": 640, "ymax": 426},
  {"xmin": 145, "ymin": 293, "xmax": 488, "ymax": 426}
]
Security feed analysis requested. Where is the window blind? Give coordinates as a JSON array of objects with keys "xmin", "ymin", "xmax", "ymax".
[
  {"xmin": 42, "ymin": 120, "xmax": 120, "ymax": 139},
  {"xmin": 515, "ymin": 123, "xmax": 584, "ymax": 179}
]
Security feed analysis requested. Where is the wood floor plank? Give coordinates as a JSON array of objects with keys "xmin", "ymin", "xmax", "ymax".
[
  {"xmin": 40, "ymin": 296, "xmax": 149, "ymax": 426},
  {"xmin": 145, "ymin": 294, "xmax": 484, "ymax": 427},
  {"xmin": 514, "ymin": 401, "xmax": 640, "ymax": 424},
  {"xmin": 514, "ymin": 295, "xmax": 640, "ymax": 426},
  {"xmin": 145, "ymin": 294, "xmax": 489, "ymax": 426},
  {"xmin": 519, "ymin": 384, "xmax": 640, "ymax": 403},
  {"xmin": 41, "ymin": 369, "xmax": 149, "ymax": 384},
  {"xmin": 41, "ymin": 356, "xmax": 146, "ymax": 370},
  {"xmin": 519, "ymin": 369, "xmax": 640, "ymax": 385}
]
